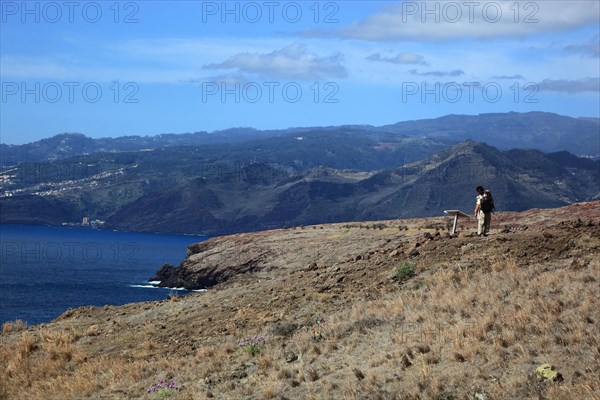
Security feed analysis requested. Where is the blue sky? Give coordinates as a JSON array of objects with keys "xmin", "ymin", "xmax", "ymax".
[{"xmin": 1, "ymin": 0, "xmax": 599, "ymax": 144}]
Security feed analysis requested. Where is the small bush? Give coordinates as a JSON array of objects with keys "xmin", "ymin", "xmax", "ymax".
[
  {"xmin": 425, "ymin": 223, "xmax": 446, "ymax": 230},
  {"xmin": 435, "ymin": 389, "xmax": 457, "ymax": 400},
  {"xmin": 311, "ymin": 326, "xmax": 324, "ymax": 341},
  {"xmin": 239, "ymin": 335, "xmax": 266, "ymax": 356},
  {"xmin": 413, "ymin": 279, "xmax": 425, "ymax": 290},
  {"xmin": 394, "ymin": 261, "xmax": 416, "ymax": 281},
  {"xmin": 371, "ymin": 223, "xmax": 387, "ymax": 230},
  {"xmin": 2, "ymin": 320, "xmax": 27, "ymax": 334},
  {"xmin": 146, "ymin": 379, "xmax": 178, "ymax": 399}
]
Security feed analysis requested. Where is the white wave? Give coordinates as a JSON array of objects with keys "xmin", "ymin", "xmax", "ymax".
[{"xmin": 129, "ymin": 283, "xmax": 207, "ymax": 292}]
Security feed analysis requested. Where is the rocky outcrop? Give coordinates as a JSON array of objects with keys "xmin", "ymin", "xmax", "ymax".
[
  {"xmin": 151, "ymin": 201, "xmax": 600, "ymax": 290},
  {"xmin": 152, "ymin": 256, "xmax": 264, "ymax": 290},
  {"xmin": 151, "ymin": 232, "xmax": 279, "ymax": 289},
  {"xmin": 150, "ymin": 220, "xmax": 414, "ymax": 290}
]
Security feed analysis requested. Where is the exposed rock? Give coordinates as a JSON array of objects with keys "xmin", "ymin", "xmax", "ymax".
[
  {"xmin": 272, "ymin": 322, "xmax": 299, "ymax": 338},
  {"xmin": 86, "ymin": 325, "xmax": 99, "ymax": 336},
  {"xmin": 388, "ymin": 249, "xmax": 400, "ymax": 258},
  {"xmin": 285, "ymin": 352, "xmax": 298, "ymax": 363}
]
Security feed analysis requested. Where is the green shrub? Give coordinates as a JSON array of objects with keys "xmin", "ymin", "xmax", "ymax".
[{"xmin": 394, "ymin": 261, "xmax": 416, "ymax": 281}]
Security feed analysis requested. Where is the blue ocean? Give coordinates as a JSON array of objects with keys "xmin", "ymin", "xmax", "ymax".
[{"xmin": 0, "ymin": 224, "xmax": 208, "ymax": 326}]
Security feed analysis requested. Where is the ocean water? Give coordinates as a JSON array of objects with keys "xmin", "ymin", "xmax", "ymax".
[{"xmin": 0, "ymin": 224, "xmax": 208, "ymax": 326}]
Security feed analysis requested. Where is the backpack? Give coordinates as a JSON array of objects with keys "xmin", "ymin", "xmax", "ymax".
[{"xmin": 480, "ymin": 195, "xmax": 495, "ymax": 214}]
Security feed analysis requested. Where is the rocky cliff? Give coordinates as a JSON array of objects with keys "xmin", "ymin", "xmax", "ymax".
[{"xmin": 152, "ymin": 201, "xmax": 600, "ymax": 291}]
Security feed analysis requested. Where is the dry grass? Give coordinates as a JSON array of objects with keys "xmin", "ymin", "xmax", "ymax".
[
  {"xmin": 3, "ymin": 254, "xmax": 597, "ymax": 399},
  {"xmin": 1, "ymin": 259, "xmax": 597, "ymax": 400},
  {"xmin": 202, "ymin": 256, "xmax": 595, "ymax": 399},
  {"xmin": 0, "ymin": 326, "xmax": 164, "ymax": 399},
  {"xmin": 2, "ymin": 320, "xmax": 27, "ymax": 334},
  {"xmin": 1, "ymin": 209, "xmax": 599, "ymax": 399}
]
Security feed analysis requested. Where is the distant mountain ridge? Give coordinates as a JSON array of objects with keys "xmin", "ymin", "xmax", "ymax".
[
  {"xmin": 0, "ymin": 129, "xmax": 451, "ymax": 230},
  {"xmin": 0, "ymin": 128, "xmax": 284, "ymax": 164},
  {"xmin": 2, "ymin": 138, "xmax": 596, "ymax": 235},
  {"xmin": 2, "ymin": 112, "xmax": 598, "ymax": 164},
  {"xmin": 379, "ymin": 112, "xmax": 600, "ymax": 157},
  {"xmin": 2, "ymin": 111, "xmax": 598, "ymax": 235},
  {"xmin": 102, "ymin": 141, "xmax": 599, "ymax": 235}
]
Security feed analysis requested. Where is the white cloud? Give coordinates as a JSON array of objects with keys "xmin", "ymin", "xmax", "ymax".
[
  {"xmin": 1, "ymin": 39, "xmax": 349, "ymax": 83},
  {"xmin": 182, "ymin": 73, "xmax": 253, "ymax": 86},
  {"xmin": 0, "ymin": 56, "xmax": 75, "ymax": 79},
  {"xmin": 0, "ymin": 55, "xmax": 198, "ymax": 83},
  {"xmin": 492, "ymin": 74, "xmax": 525, "ymax": 80},
  {"xmin": 335, "ymin": 1, "xmax": 599, "ymax": 41},
  {"xmin": 366, "ymin": 52, "xmax": 428, "ymax": 65},
  {"xmin": 564, "ymin": 35, "xmax": 600, "ymax": 58},
  {"xmin": 409, "ymin": 69, "xmax": 465, "ymax": 77},
  {"xmin": 108, "ymin": 38, "xmax": 267, "ymax": 68},
  {"xmin": 537, "ymin": 78, "xmax": 600, "ymax": 93},
  {"xmin": 204, "ymin": 43, "xmax": 348, "ymax": 80}
]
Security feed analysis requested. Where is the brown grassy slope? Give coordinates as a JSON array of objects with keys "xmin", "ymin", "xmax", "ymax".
[{"xmin": 1, "ymin": 202, "xmax": 599, "ymax": 400}]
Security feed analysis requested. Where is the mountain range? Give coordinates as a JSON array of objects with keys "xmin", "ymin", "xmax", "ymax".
[
  {"xmin": 2, "ymin": 112, "xmax": 599, "ymax": 165},
  {"xmin": 102, "ymin": 141, "xmax": 600, "ymax": 235},
  {"xmin": 0, "ymin": 129, "xmax": 445, "ymax": 230},
  {"xmin": 1, "ymin": 128, "xmax": 598, "ymax": 235},
  {"xmin": 379, "ymin": 111, "xmax": 600, "ymax": 157}
]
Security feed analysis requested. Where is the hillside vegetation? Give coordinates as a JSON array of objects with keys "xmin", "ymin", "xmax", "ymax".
[
  {"xmin": 1, "ymin": 202, "xmax": 598, "ymax": 399},
  {"xmin": 2, "ymin": 139, "xmax": 598, "ymax": 236}
]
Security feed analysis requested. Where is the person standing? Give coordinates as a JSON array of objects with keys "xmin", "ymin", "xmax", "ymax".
[{"xmin": 474, "ymin": 186, "xmax": 493, "ymax": 236}]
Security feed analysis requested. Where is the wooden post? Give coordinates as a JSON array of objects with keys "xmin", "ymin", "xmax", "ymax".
[
  {"xmin": 444, "ymin": 210, "xmax": 470, "ymax": 236},
  {"xmin": 451, "ymin": 214, "xmax": 459, "ymax": 236}
]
